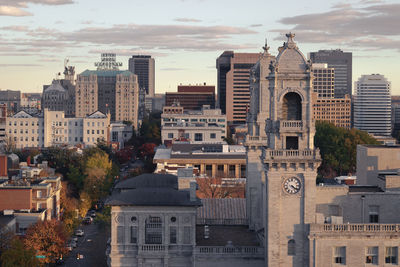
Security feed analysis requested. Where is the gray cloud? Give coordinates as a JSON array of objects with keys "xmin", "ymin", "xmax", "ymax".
[
  {"xmin": 56, "ymin": 24, "xmax": 256, "ymax": 51},
  {"xmin": 0, "ymin": 6, "xmax": 31, "ymax": 16},
  {"xmin": 0, "ymin": 23, "xmax": 257, "ymax": 59},
  {"xmin": 273, "ymin": 2, "xmax": 400, "ymax": 52},
  {"xmin": 250, "ymin": 24, "xmax": 263, "ymax": 28},
  {"xmin": 0, "ymin": 0, "xmax": 73, "ymax": 16},
  {"xmin": 174, "ymin": 17, "xmax": 202, "ymax": 23}
]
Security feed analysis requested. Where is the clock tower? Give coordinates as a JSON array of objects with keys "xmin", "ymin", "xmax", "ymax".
[{"xmin": 246, "ymin": 33, "xmax": 321, "ymax": 267}]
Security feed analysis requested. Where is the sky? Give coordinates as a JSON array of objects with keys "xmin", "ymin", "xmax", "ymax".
[{"xmin": 0, "ymin": 0, "xmax": 399, "ymax": 94}]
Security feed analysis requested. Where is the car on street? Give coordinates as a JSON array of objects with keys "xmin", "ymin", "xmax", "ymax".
[
  {"xmin": 65, "ymin": 244, "xmax": 73, "ymax": 251},
  {"xmin": 68, "ymin": 240, "xmax": 77, "ymax": 248},
  {"xmin": 83, "ymin": 216, "xmax": 93, "ymax": 224},
  {"xmin": 88, "ymin": 210, "xmax": 96, "ymax": 217},
  {"xmin": 71, "ymin": 236, "xmax": 78, "ymax": 242},
  {"xmin": 75, "ymin": 229, "xmax": 84, "ymax": 236}
]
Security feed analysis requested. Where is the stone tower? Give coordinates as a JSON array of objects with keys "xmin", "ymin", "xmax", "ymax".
[{"xmin": 246, "ymin": 33, "xmax": 321, "ymax": 266}]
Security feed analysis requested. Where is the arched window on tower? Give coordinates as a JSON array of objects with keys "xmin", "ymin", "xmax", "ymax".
[
  {"xmin": 282, "ymin": 92, "xmax": 302, "ymax": 120},
  {"xmin": 288, "ymin": 239, "xmax": 296, "ymax": 255}
]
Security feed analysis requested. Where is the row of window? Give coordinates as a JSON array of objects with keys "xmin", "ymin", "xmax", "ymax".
[
  {"xmin": 167, "ymin": 132, "xmax": 217, "ymax": 141},
  {"xmin": 333, "ymin": 246, "xmax": 397, "ymax": 265}
]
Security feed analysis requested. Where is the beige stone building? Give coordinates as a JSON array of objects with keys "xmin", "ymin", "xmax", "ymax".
[
  {"xmin": 313, "ymin": 95, "xmax": 352, "ymax": 129},
  {"xmin": 311, "ymin": 63, "xmax": 351, "ymax": 129},
  {"xmin": 245, "ymin": 33, "xmax": 400, "ymax": 267},
  {"xmin": 75, "ymin": 54, "xmax": 139, "ymax": 129},
  {"xmin": 6, "ymin": 109, "xmax": 110, "ymax": 148}
]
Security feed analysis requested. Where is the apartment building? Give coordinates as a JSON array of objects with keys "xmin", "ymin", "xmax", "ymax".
[{"xmin": 165, "ymin": 84, "xmax": 215, "ymax": 111}]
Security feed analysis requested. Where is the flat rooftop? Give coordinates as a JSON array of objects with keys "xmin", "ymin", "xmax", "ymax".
[{"xmin": 196, "ymin": 225, "xmax": 259, "ymax": 246}]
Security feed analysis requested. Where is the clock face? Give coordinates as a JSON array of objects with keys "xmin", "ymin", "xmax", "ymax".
[{"xmin": 283, "ymin": 177, "xmax": 301, "ymax": 194}]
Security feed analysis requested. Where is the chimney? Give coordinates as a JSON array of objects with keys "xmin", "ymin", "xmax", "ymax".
[{"xmin": 190, "ymin": 180, "xmax": 197, "ymax": 201}]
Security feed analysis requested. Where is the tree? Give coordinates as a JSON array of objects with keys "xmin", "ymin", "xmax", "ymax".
[
  {"xmin": 78, "ymin": 191, "xmax": 92, "ymax": 218},
  {"xmin": 1, "ymin": 238, "xmax": 40, "ymax": 267},
  {"xmin": 196, "ymin": 177, "xmax": 245, "ymax": 198},
  {"xmin": 60, "ymin": 181, "xmax": 79, "ymax": 233},
  {"xmin": 315, "ymin": 121, "xmax": 379, "ymax": 178},
  {"xmin": 24, "ymin": 220, "xmax": 67, "ymax": 264},
  {"xmin": 1, "ymin": 134, "xmax": 16, "ymax": 154}
]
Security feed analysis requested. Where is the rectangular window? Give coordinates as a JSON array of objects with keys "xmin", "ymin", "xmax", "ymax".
[
  {"xmin": 145, "ymin": 216, "xmax": 162, "ymax": 244},
  {"xmin": 210, "ymin": 133, "xmax": 216, "ymax": 139},
  {"xmin": 366, "ymin": 246, "xmax": 378, "ymax": 265},
  {"xmin": 130, "ymin": 226, "xmax": 137, "ymax": 244},
  {"xmin": 183, "ymin": 226, "xmax": 191, "ymax": 244},
  {"xmin": 194, "ymin": 133, "xmax": 203, "ymax": 141},
  {"xmin": 385, "ymin": 247, "xmax": 398, "ymax": 264},
  {"xmin": 333, "ymin": 246, "xmax": 346, "ymax": 265},
  {"xmin": 117, "ymin": 226, "xmax": 124, "ymax": 244},
  {"xmin": 37, "ymin": 191, "xmax": 42, "ymax": 198},
  {"xmin": 369, "ymin": 206, "xmax": 379, "ymax": 223},
  {"xmin": 170, "ymin": 226, "xmax": 177, "ymax": 244},
  {"xmin": 168, "ymin": 133, "xmax": 174, "ymax": 139}
]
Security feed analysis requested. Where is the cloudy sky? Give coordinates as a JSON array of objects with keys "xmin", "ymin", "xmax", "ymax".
[{"xmin": 0, "ymin": 0, "xmax": 399, "ymax": 94}]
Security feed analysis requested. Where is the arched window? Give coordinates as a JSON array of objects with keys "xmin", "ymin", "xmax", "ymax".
[
  {"xmin": 282, "ymin": 92, "xmax": 302, "ymax": 120},
  {"xmin": 288, "ymin": 239, "xmax": 296, "ymax": 255},
  {"xmin": 145, "ymin": 216, "xmax": 162, "ymax": 244}
]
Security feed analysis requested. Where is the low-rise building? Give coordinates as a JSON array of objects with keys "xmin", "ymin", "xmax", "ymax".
[
  {"xmin": 161, "ymin": 105, "xmax": 226, "ymax": 144},
  {"xmin": 106, "ymin": 174, "xmax": 263, "ymax": 267},
  {"xmin": 154, "ymin": 143, "xmax": 246, "ymax": 178},
  {"xmin": 109, "ymin": 122, "xmax": 133, "ymax": 149},
  {"xmin": 6, "ymin": 109, "xmax": 110, "ymax": 148}
]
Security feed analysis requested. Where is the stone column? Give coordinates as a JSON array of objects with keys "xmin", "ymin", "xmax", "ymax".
[
  {"xmin": 235, "ymin": 164, "xmax": 240, "ymax": 178},
  {"xmin": 223, "ymin": 164, "xmax": 228, "ymax": 177},
  {"xmin": 211, "ymin": 164, "xmax": 217, "ymax": 177},
  {"xmin": 200, "ymin": 164, "xmax": 205, "ymax": 175}
]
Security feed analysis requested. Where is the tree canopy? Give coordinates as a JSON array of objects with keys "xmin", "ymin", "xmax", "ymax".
[{"xmin": 315, "ymin": 121, "xmax": 379, "ymax": 178}]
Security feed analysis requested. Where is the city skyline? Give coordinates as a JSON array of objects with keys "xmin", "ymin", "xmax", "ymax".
[{"xmin": 0, "ymin": 0, "xmax": 399, "ymax": 94}]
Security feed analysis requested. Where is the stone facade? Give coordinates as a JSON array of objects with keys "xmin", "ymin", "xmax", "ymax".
[{"xmin": 246, "ymin": 34, "xmax": 400, "ymax": 266}]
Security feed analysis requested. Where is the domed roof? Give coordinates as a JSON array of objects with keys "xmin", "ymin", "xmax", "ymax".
[
  {"xmin": 44, "ymin": 80, "xmax": 67, "ymax": 93},
  {"xmin": 275, "ymin": 33, "xmax": 308, "ymax": 73}
]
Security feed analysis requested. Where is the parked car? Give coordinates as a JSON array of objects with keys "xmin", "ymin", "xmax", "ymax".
[
  {"xmin": 88, "ymin": 210, "xmax": 96, "ymax": 218},
  {"xmin": 71, "ymin": 236, "xmax": 78, "ymax": 242},
  {"xmin": 75, "ymin": 229, "xmax": 84, "ymax": 236}
]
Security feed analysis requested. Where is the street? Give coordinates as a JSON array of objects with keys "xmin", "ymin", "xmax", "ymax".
[{"xmin": 61, "ymin": 222, "xmax": 110, "ymax": 267}]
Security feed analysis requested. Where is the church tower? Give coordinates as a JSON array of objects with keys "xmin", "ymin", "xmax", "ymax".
[{"xmin": 246, "ymin": 33, "xmax": 321, "ymax": 266}]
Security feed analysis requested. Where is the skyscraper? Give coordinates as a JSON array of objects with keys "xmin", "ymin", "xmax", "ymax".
[
  {"xmin": 309, "ymin": 49, "xmax": 352, "ymax": 98},
  {"xmin": 76, "ymin": 54, "xmax": 139, "ymax": 128},
  {"xmin": 354, "ymin": 74, "xmax": 391, "ymax": 136},
  {"xmin": 311, "ymin": 63, "xmax": 351, "ymax": 129},
  {"xmin": 128, "ymin": 55, "xmax": 155, "ymax": 97},
  {"xmin": 216, "ymin": 51, "xmax": 260, "ymax": 124}
]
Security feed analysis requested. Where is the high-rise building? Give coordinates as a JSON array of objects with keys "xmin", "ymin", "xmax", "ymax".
[
  {"xmin": 165, "ymin": 84, "xmax": 215, "ymax": 111},
  {"xmin": 392, "ymin": 96, "xmax": 400, "ymax": 134},
  {"xmin": 354, "ymin": 74, "xmax": 391, "ymax": 136},
  {"xmin": 76, "ymin": 54, "xmax": 139, "ymax": 128},
  {"xmin": 309, "ymin": 49, "xmax": 352, "ymax": 98},
  {"xmin": 128, "ymin": 55, "xmax": 155, "ymax": 97},
  {"xmin": 312, "ymin": 63, "xmax": 335, "ymax": 98},
  {"xmin": 311, "ymin": 64, "xmax": 351, "ymax": 129},
  {"xmin": 216, "ymin": 51, "xmax": 260, "ymax": 124}
]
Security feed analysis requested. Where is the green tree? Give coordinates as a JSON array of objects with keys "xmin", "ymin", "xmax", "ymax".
[
  {"xmin": 1, "ymin": 238, "xmax": 40, "ymax": 267},
  {"xmin": 315, "ymin": 121, "xmax": 379, "ymax": 178}
]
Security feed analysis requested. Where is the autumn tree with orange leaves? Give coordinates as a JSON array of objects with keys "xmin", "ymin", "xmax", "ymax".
[
  {"xmin": 24, "ymin": 220, "xmax": 68, "ymax": 264},
  {"xmin": 196, "ymin": 177, "xmax": 245, "ymax": 198}
]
